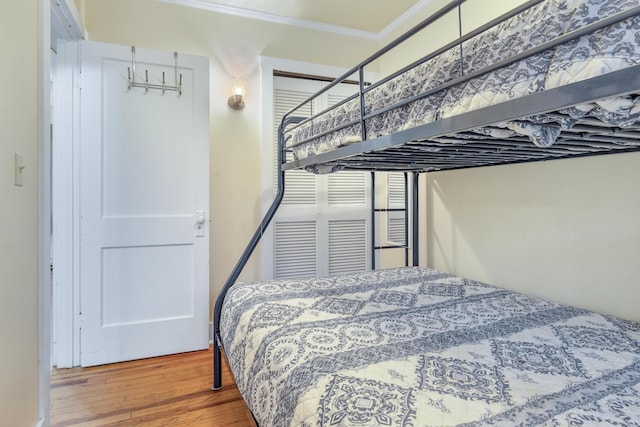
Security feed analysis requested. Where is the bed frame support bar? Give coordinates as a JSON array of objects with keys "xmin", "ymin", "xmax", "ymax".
[
  {"xmin": 212, "ymin": 116, "xmax": 305, "ymax": 391},
  {"xmin": 412, "ymin": 172, "xmax": 420, "ymax": 266}
]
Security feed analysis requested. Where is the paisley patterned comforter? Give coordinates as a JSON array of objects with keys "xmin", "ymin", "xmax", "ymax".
[
  {"xmin": 220, "ymin": 267, "xmax": 640, "ymax": 427},
  {"xmin": 288, "ymin": 0, "xmax": 640, "ymax": 163}
]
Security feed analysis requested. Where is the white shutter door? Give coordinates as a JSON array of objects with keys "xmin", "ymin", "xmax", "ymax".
[
  {"xmin": 388, "ymin": 218, "xmax": 406, "ymax": 245},
  {"xmin": 273, "ymin": 86, "xmax": 317, "ymax": 206},
  {"xmin": 283, "ymin": 172, "xmax": 317, "ymax": 206},
  {"xmin": 329, "ymin": 219, "xmax": 366, "ymax": 275},
  {"xmin": 326, "ymin": 171, "xmax": 368, "ymax": 275},
  {"xmin": 387, "ymin": 173, "xmax": 406, "ymax": 245},
  {"xmin": 274, "ymin": 221, "xmax": 317, "ymax": 279},
  {"xmin": 271, "ymin": 76, "xmax": 370, "ymax": 279},
  {"xmin": 388, "ymin": 173, "xmax": 405, "ymax": 207},
  {"xmin": 273, "ymin": 78, "xmax": 320, "ymax": 278},
  {"xmin": 328, "ymin": 171, "xmax": 367, "ymax": 206}
]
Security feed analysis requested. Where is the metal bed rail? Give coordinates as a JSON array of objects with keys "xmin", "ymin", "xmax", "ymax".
[
  {"xmin": 212, "ymin": 116, "xmax": 304, "ymax": 390},
  {"xmin": 282, "ymin": 2, "xmax": 640, "ymax": 171},
  {"xmin": 285, "ymin": 64, "xmax": 640, "ymax": 172},
  {"xmin": 283, "ymin": 0, "xmax": 546, "ymax": 148}
]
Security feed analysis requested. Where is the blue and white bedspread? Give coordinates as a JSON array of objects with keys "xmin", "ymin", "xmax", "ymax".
[
  {"xmin": 288, "ymin": 0, "xmax": 640, "ymax": 162},
  {"xmin": 220, "ymin": 267, "xmax": 640, "ymax": 426}
]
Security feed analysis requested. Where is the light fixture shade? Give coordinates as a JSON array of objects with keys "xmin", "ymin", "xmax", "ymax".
[
  {"xmin": 228, "ymin": 80, "xmax": 246, "ymax": 110},
  {"xmin": 231, "ymin": 81, "xmax": 246, "ymax": 97}
]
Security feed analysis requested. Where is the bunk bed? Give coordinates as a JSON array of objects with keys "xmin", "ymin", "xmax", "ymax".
[{"xmin": 213, "ymin": 0, "xmax": 640, "ymax": 425}]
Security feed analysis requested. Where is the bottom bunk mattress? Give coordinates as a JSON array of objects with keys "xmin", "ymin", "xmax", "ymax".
[{"xmin": 219, "ymin": 267, "xmax": 640, "ymax": 426}]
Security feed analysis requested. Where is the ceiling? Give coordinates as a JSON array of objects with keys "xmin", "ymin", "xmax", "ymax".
[{"xmin": 162, "ymin": 0, "xmax": 431, "ymax": 39}]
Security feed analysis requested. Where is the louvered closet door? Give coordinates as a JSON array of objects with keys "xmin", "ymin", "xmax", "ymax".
[
  {"xmin": 326, "ymin": 172, "xmax": 368, "ymax": 275},
  {"xmin": 387, "ymin": 173, "xmax": 407, "ymax": 246},
  {"xmin": 272, "ymin": 76, "xmax": 370, "ymax": 279}
]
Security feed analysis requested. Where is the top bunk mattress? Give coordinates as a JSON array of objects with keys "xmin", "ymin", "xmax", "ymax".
[{"xmin": 285, "ymin": 0, "xmax": 640, "ymax": 171}]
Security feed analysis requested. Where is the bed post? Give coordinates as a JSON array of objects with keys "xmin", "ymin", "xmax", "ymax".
[
  {"xmin": 370, "ymin": 172, "xmax": 376, "ymax": 270},
  {"xmin": 212, "ymin": 116, "xmax": 304, "ymax": 390},
  {"xmin": 404, "ymin": 172, "xmax": 409, "ymax": 266},
  {"xmin": 412, "ymin": 172, "xmax": 420, "ymax": 266}
]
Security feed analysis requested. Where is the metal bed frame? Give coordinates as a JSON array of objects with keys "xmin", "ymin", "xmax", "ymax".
[{"xmin": 212, "ymin": 0, "xmax": 640, "ymax": 390}]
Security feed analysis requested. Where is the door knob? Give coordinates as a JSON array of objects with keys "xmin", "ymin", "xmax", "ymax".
[{"xmin": 195, "ymin": 210, "xmax": 206, "ymax": 237}]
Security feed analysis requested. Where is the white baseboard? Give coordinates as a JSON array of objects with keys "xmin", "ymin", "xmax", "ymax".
[{"xmin": 209, "ymin": 321, "xmax": 213, "ymax": 344}]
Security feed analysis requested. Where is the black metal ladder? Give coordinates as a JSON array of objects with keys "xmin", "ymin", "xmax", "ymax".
[{"xmin": 370, "ymin": 172, "xmax": 419, "ymax": 270}]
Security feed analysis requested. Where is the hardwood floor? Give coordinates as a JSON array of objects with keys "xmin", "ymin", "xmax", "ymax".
[{"xmin": 50, "ymin": 347, "xmax": 256, "ymax": 427}]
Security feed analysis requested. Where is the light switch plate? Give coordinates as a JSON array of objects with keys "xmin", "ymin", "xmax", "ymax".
[{"xmin": 14, "ymin": 153, "xmax": 24, "ymax": 187}]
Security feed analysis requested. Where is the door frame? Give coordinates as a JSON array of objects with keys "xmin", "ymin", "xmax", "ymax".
[
  {"xmin": 38, "ymin": 1, "xmax": 51, "ymax": 424},
  {"xmin": 50, "ymin": 2, "xmax": 85, "ymax": 370},
  {"xmin": 51, "ymin": 39, "xmax": 81, "ymax": 368},
  {"xmin": 45, "ymin": 0, "xmax": 86, "ymax": 421}
]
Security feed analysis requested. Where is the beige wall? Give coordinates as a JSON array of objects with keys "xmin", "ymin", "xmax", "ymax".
[
  {"xmin": 0, "ymin": 0, "xmax": 41, "ymax": 425},
  {"xmin": 378, "ymin": 0, "xmax": 528, "ymax": 77},
  {"xmin": 426, "ymin": 153, "xmax": 640, "ymax": 322},
  {"xmin": 83, "ymin": 0, "xmax": 380, "ymax": 307},
  {"xmin": 73, "ymin": 0, "xmax": 85, "ymax": 24},
  {"xmin": 380, "ymin": 0, "xmax": 640, "ymax": 322}
]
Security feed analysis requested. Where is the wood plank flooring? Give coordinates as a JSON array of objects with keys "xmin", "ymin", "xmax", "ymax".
[{"xmin": 50, "ymin": 347, "xmax": 256, "ymax": 427}]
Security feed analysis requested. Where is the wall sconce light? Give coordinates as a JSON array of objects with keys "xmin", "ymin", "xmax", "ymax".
[{"xmin": 228, "ymin": 80, "xmax": 246, "ymax": 110}]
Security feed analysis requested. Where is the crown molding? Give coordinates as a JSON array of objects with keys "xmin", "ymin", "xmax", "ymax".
[
  {"xmin": 159, "ymin": 0, "xmax": 433, "ymax": 41},
  {"xmin": 160, "ymin": 0, "xmax": 379, "ymax": 40},
  {"xmin": 377, "ymin": 0, "xmax": 433, "ymax": 41}
]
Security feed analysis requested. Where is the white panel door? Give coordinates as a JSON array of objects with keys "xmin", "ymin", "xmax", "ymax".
[{"xmin": 79, "ymin": 41, "xmax": 209, "ymax": 366}]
